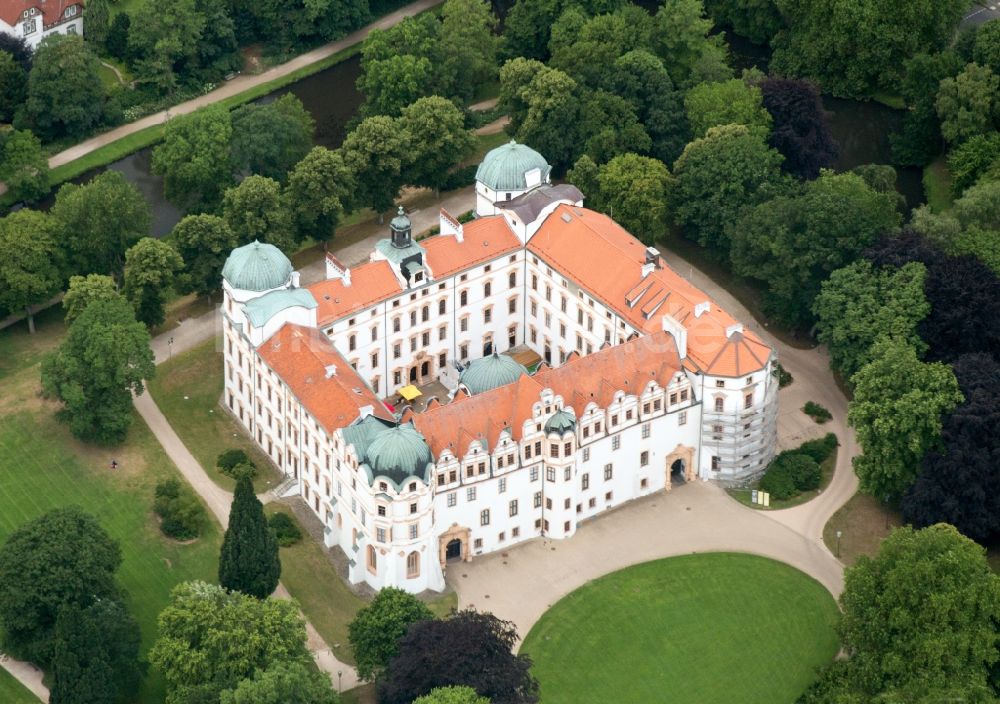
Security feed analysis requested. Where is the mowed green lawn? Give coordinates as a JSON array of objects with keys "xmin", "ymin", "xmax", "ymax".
[
  {"xmin": 521, "ymin": 553, "xmax": 840, "ymax": 704},
  {"xmin": 0, "ymin": 409, "xmax": 221, "ymax": 703},
  {"xmin": 0, "ymin": 667, "xmax": 40, "ymax": 704}
]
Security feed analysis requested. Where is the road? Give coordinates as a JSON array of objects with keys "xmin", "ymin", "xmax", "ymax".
[{"xmin": 963, "ymin": 1, "xmax": 1000, "ymax": 27}]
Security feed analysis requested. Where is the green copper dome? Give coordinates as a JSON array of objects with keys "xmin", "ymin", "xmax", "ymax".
[
  {"xmin": 544, "ymin": 409, "xmax": 576, "ymax": 435},
  {"xmin": 222, "ymin": 241, "xmax": 293, "ymax": 292},
  {"xmin": 459, "ymin": 353, "xmax": 527, "ymax": 395},
  {"xmin": 364, "ymin": 422, "xmax": 432, "ymax": 484},
  {"xmin": 475, "ymin": 140, "xmax": 551, "ymax": 192}
]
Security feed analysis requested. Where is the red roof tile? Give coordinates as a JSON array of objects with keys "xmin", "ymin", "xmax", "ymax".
[
  {"xmin": 308, "ymin": 260, "xmax": 400, "ymax": 325},
  {"xmin": 422, "ymin": 216, "xmax": 521, "ymax": 279}
]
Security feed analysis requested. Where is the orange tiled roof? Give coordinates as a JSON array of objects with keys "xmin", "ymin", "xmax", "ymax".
[
  {"xmin": 422, "ymin": 216, "xmax": 521, "ymax": 279},
  {"xmin": 527, "ymin": 204, "xmax": 772, "ymax": 377},
  {"xmin": 411, "ymin": 332, "xmax": 681, "ymax": 459},
  {"xmin": 258, "ymin": 325, "xmax": 393, "ymax": 434},
  {"xmin": 308, "ymin": 260, "xmax": 400, "ymax": 325}
]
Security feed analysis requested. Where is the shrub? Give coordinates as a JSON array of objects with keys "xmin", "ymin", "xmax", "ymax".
[
  {"xmin": 269, "ymin": 512, "xmax": 303, "ymax": 547},
  {"xmin": 153, "ymin": 479, "xmax": 205, "ymax": 540},
  {"xmin": 758, "ymin": 452, "xmax": 822, "ymax": 499},
  {"xmin": 797, "ymin": 433, "xmax": 839, "ymax": 464},
  {"xmin": 803, "ymin": 401, "xmax": 832, "ymax": 423},
  {"xmin": 773, "ymin": 361, "xmax": 793, "ymax": 387},
  {"xmin": 217, "ymin": 448, "xmax": 256, "ymax": 478},
  {"xmin": 759, "ymin": 461, "xmax": 797, "ymax": 499}
]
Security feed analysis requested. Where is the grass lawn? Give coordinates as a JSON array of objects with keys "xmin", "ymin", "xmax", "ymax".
[
  {"xmin": 0, "ymin": 305, "xmax": 66, "ymax": 381},
  {"xmin": 521, "ymin": 553, "xmax": 840, "ymax": 704},
  {"xmin": 0, "ymin": 668, "xmax": 40, "ymax": 704},
  {"xmin": 342, "ymin": 683, "xmax": 377, "ymax": 703},
  {"xmin": 728, "ymin": 447, "xmax": 838, "ymax": 511},
  {"xmin": 0, "ymin": 407, "xmax": 222, "ymax": 703},
  {"xmin": 823, "ymin": 493, "xmax": 902, "ymax": 566},
  {"xmin": 923, "ymin": 157, "xmax": 954, "ymax": 213},
  {"xmin": 146, "ymin": 337, "xmax": 281, "ymax": 493}
]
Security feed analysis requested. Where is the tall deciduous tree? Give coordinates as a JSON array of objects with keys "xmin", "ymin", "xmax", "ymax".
[
  {"xmin": 169, "ymin": 214, "xmax": 237, "ymax": 299},
  {"xmin": 935, "ymin": 63, "xmax": 1000, "ymax": 145},
  {"xmin": 50, "ymin": 599, "xmax": 142, "ymax": 704},
  {"xmin": 150, "ymin": 581, "xmax": 310, "ymax": 704},
  {"xmin": 683, "ymin": 78, "xmax": 771, "ymax": 138},
  {"xmin": 731, "ymin": 170, "xmax": 900, "ymax": 327},
  {"xmin": 439, "ymin": 0, "xmax": 499, "ymax": 102},
  {"xmin": 123, "ymin": 238, "xmax": 184, "ymax": 328},
  {"xmin": 670, "ymin": 123, "xmax": 786, "ymax": 259},
  {"xmin": 848, "ymin": 337, "xmax": 963, "ymax": 498},
  {"xmin": 284, "ymin": 147, "xmax": 354, "ymax": 241},
  {"xmin": 218, "ymin": 475, "xmax": 280, "ymax": 599},
  {"xmin": 152, "ymin": 105, "xmax": 234, "ymax": 212},
  {"xmin": 22, "ymin": 35, "xmax": 106, "ymax": 139},
  {"xmin": 129, "ymin": 0, "xmax": 206, "ymax": 94},
  {"xmin": 704, "ymin": 0, "xmax": 782, "ymax": 45},
  {"xmin": 230, "ymin": 94, "xmax": 315, "ymax": 181},
  {"xmin": 84, "ymin": 0, "xmax": 112, "ymax": 48},
  {"xmin": 379, "ymin": 610, "xmax": 538, "ymax": 704},
  {"xmin": 52, "ymin": 171, "xmax": 151, "ymax": 281},
  {"xmin": 40, "ymin": 297, "xmax": 155, "ymax": 444},
  {"xmin": 0, "ymin": 129, "xmax": 49, "ymax": 203},
  {"xmin": 502, "ymin": 0, "xmax": 566, "ymax": 61},
  {"xmin": 813, "ymin": 260, "xmax": 929, "ymax": 381},
  {"xmin": 759, "ymin": 77, "xmax": 838, "ymax": 179},
  {"xmin": 498, "ymin": 57, "xmax": 547, "ymax": 135},
  {"xmin": 62, "ymin": 274, "xmax": 121, "ymax": 325},
  {"xmin": 891, "ymin": 50, "xmax": 963, "ymax": 167},
  {"xmin": 651, "ymin": 0, "xmax": 730, "ymax": 88},
  {"xmin": 513, "ymin": 66, "xmax": 580, "ymax": 171},
  {"xmin": 0, "ymin": 507, "xmax": 123, "ymax": 665},
  {"xmin": 349, "ymin": 587, "xmax": 434, "ymax": 682},
  {"xmin": 902, "ymin": 354, "xmax": 1000, "ymax": 543},
  {"xmin": 358, "ymin": 14, "xmax": 441, "ymax": 117},
  {"xmin": 0, "ymin": 51, "xmax": 27, "ymax": 122},
  {"xmin": 0, "ymin": 209, "xmax": 62, "ymax": 334},
  {"xmin": 413, "ymin": 686, "xmax": 491, "ymax": 704},
  {"xmin": 575, "ymin": 153, "xmax": 674, "ymax": 244},
  {"xmin": 218, "ymin": 661, "xmax": 338, "ymax": 704},
  {"xmin": 341, "ymin": 115, "xmax": 409, "ymax": 220},
  {"xmin": 222, "ymin": 175, "xmax": 297, "ymax": 253},
  {"xmin": 398, "ymin": 97, "xmax": 475, "ymax": 196}
]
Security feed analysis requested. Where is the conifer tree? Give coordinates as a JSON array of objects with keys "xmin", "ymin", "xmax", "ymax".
[{"xmin": 218, "ymin": 476, "xmax": 280, "ymax": 598}]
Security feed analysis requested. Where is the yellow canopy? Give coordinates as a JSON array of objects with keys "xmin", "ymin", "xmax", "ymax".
[{"xmin": 399, "ymin": 384, "xmax": 422, "ymax": 401}]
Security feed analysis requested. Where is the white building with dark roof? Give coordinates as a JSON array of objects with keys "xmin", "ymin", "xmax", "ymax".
[{"xmin": 220, "ymin": 141, "xmax": 778, "ymax": 593}]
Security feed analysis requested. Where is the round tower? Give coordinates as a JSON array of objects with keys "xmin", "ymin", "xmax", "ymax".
[{"xmin": 474, "ymin": 140, "xmax": 551, "ymax": 217}]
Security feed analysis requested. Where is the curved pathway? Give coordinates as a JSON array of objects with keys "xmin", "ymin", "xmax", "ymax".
[{"xmin": 448, "ymin": 245, "xmax": 858, "ymax": 643}]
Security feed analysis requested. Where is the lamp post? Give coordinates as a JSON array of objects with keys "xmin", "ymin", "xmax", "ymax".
[
  {"xmin": 337, "ymin": 670, "xmax": 343, "ymax": 693},
  {"xmin": 167, "ymin": 336, "xmax": 174, "ymax": 359},
  {"xmin": 836, "ymin": 529, "xmax": 842, "ymax": 558}
]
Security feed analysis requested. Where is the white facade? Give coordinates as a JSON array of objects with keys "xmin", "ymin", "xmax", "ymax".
[{"xmin": 0, "ymin": 1, "xmax": 83, "ymax": 50}]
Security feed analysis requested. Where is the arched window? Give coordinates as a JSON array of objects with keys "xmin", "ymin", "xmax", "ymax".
[
  {"xmin": 367, "ymin": 545, "xmax": 377, "ymax": 574},
  {"xmin": 406, "ymin": 551, "xmax": 420, "ymax": 578},
  {"xmin": 714, "ymin": 397, "xmax": 724, "ymax": 413}
]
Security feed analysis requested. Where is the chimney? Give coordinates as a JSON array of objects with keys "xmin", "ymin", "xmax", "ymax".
[
  {"xmin": 694, "ymin": 301, "xmax": 711, "ymax": 318},
  {"xmin": 726, "ymin": 323, "xmax": 744, "ymax": 338},
  {"xmin": 325, "ymin": 364, "xmax": 337, "ymax": 378},
  {"xmin": 645, "ymin": 246, "xmax": 661, "ymax": 268},
  {"xmin": 440, "ymin": 208, "xmax": 464, "ymax": 243},
  {"xmin": 641, "ymin": 262, "xmax": 655, "ymax": 278},
  {"xmin": 290, "ymin": 271, "xmax": 300, "ymax": 288},
  {"xmin": 343, "ymin": 267, "xmax": 351, "ymax": 287}
]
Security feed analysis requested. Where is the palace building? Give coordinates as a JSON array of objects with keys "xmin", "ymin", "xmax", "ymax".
[{"xmin": 220, "ymin": 141, "xmax": 778, "ymax": 593}]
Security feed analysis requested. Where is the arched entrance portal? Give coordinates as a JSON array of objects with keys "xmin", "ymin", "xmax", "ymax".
[
  {"xmin": 670, "ymin": 459, "xmax": 686, "ymax": 486},
  {"xmin": 446, "ymin": 539, "xmax": 462, "ymax": 561},
  {"xmin": 438, "ymin": 524, "xmax": 471, "ymax": 566},
  {"xmin": 664, "ymin": 444, "xmax": 696, "ymax": 492}
]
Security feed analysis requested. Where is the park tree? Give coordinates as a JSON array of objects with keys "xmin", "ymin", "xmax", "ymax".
[
  {"xmin": 911, "ymin": 181, "xmax": 1000, "ymax": 275},
  {"xmin": 129, "ymin": 0, "xmax": 206, "ymax": 94},
  {"xmin": 974, "ymin": 19, "xmax": 1000, "ymax": 75},
  {"xmin": 651, "ymin": 0, "xmax": 730, "ymax": 87},
  {"xmin": 0, "ymin": 507, "xmax": 123, "ymax": 665},
  {"xmin": 398, "ymin": 97, "xmax": 475, "ymax": 196},
  {"xmin": 549, "ymin": 6, "xmax": 654, "ymax": 87},
  {"xmin": 51, "ymin": 171, "xmax": 152, "ymax": 280},
  {"xmin": 577, "ymin": 153, "xmax": 673, "ymax": 243},
  {"xmin": 63, "ymin": 275, "xmax": 121, "ymax": 325},
  {"xmin": 670, "ymin": 123, "xmax": 786, "ymax": 259},
  {"xmin": 152, "ymin": 104, "xmax": 234, "ymax": 212},
  {"xmin": 0, "ymin": 34, "xmax": 31, "ymax": 71},
  {"xmin": 358, "ymin": 14, "xmax": 441, "ymax": 117},
  {"xmin": 84, "ymin": 0, "xmax": 112, "ymax": 48},
  {"xmin": 0, "ymin": 209, "xmax": 62, "ymax": 334},
  {"xmin": 218, "ymin": 661, "xmax": 338, "ymax": 704},
  {"xmin": 503, "ymin": 0, "xmax": 566, "ymax": 61},
  {"xmin": 150, "ymin": 581, "xmax": 310, "ymax": 704},
  {"xmin": 50, "ymin": 599, "xmax": 142, "ymax": 704},
  {"xmin": 576, "ymin": 90, "xmax": 651, "ymax": 165},
  {"xmin": 22, "ymin": 35, "xmax": 106, "ymax": 140},
  {"xmin": 0, "ymin": 129, "xmax": 49, "ymax": 203},
  {"xmin": 838, "ymin": 525, "xmax": 1000, "ymax": 695},
  {"xmin": 414, "ymin": 686, "xmax": 491, "ymax": 704},
  {"xmin": 902, "ymin": 354, "xmax": 1000, "ymax": 543},
  {"xmin": 813, "ymin": 260, "xmax": 929, "ymax": 381},
  {"xmin": 683, "ymin": 78, "xmax": 771, "ymax": 138},
  {"xmin": 284, "ymin": 146, "xmax": 354, "ymax": 241},
  {"xmin": 189, "ymin": 0, "xmax": 241, "ymax": 84},
  {"xmin": 848, "ymin": 337, "xmax": 963, "ymax": 499},
  {"xmin": 770, "ymin": 0, "xmax": 969, "ymax": 98},
  {"xmin": 105, "ymin": 14, "xmax": 132, "ymax": 62},
  {"xmin": 230, "ymin": 94, "xmax": 315, "ymax": 181},
  {"xmin": 222, "ymin": 176, "xmax": 297, "ymax": 253},
  {"xmin": 513, "ymin": 66, "xmax": 580, "ymax": 171},
  {"xmin": 439, "ymin": 0, "xmax": 499, "ymax": 102},
  {"xmin": 341, "ymin": 115, "xmax": 409, "ymax": 221},
  {"xmin": 607, "ymin": 49, "xmax": 690, "ymax": 165},
  {"xmin": 730, "ymin": 170, "xmax": 900, "ymax": 327},
  {"xmin": 170, "ymin": 214, "xmax": 237, "ymax": 299},
  {"xmin": 218, "ymin": 475, "xmax": 281, "ymax": 599},
  {"xmin": 947, "ymin": 132, "xmax": 1000, "ymax": 196},
  {"xmin": 498, "ymin": 57, "xmax": 547, "ymax": 135},
  {"xmin": 704, "ymin": 0, "xmax": 782, "ymax": 45},
  {"xmin": 40, "ymin": 297, "xmax": 155, "ymax": 444},
  {"xmin": 935, "ymin": 63, "xmax": 1000, "ymax": 145},
  {"xmin": 379, "ymin": 610, "xmax": 539, "ymax": 704},
  {"xmin": 891, "ymin": 50, "xmax": 964, "ymax": 166},
  {"xmin": 759, "ymin": 77, "xmax": 838, "ymax": 179},
  {"xmin": 123, "ymin": 238, "xmax": 184, "ymax": 328},
  {"xmin": 349, "ymin": 587, "xmax": 434, "ymax": 682},
  {"xmin": 0, "ymin": 51, "xmax": 27, "ymax": 122}
]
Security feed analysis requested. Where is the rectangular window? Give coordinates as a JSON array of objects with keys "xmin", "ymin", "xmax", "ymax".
[
  {"xmin": 583, "ymin": 447, "xmax": 590, "ymax": 462},
  {"xmin": 474, "ymin": 538, "xmax": 483, "ymax": 549},
  {"xmin": 508, "ymin": 298, "xmax": 517, "ymax": 314},
  {"xmin": 499, "ymin": 531, "xmax": 506, "ymax": 542},
  {"xmin": 604, "ymin": 464, "xmax": 613, "ymax": 480},
  {"xmin": 612, "ymin": 435, "xmax": 621, "ymax": 451},
  {"xmin": 715, "ymin": 398, "xmax": 724, "ymax": 412},
  {"xmin": 371, "ymin": 352, "xmax": 378, "ymax": 368},
  {"xmin": 582, "ymin": 473, "xmax": 589, "ymax": 490},
  {"xmin": 499, "ymin": 477, "xmax": 507, "ymax": 493},
  {"xmin": 512, "ymin": 527, "xmax": 521, "ymax": 538},
  {"xmin": 509, "ymin": 499, "xmax": 518, "ymax": 516},
  {"xmin": 641, "ymin": 423, "xmax": 650, "ymax": 439},
  {"xmin": 376, "ymin": 528, "xmax": 386, "ymax": 543},
  {"xmin": 480, "ymin": 509, "xmax": 490, "ymax": 526},
  {"xmin": 530, "ymin": 467, "xmax": 539, "ymax": 481},
  {"xmin": 640, "ymin": 451, "xmax": 649, "ymax": 467},
  {"xmin": 546, "ymin": 467, "xmax": 556, "ymax": 482},
  {"xmin": 745, "ymin": 393, "xmax": 753, "ymax": 409},
  {"xmin": 460, "ymin": 317, "xmax": 469, "ymax": 332},
  {"xmin": 467, "ymin": 487, "xmax": 476, "ymax": 501},
  {"xmin": 377, "ymin": 505, "xmax": 386, "ymax": 516},
  {"xmin": 409, "ymin": 524, "xmax": 418, "ymax": 539},
  {"xmin": 716, "ymin": 380, "xmax": 725, "ymax": 388},
  {"xmin": 533, "ymin": 492, "xmax": 542, "ymax": 508},
  {"xmin": 589, "ymin": 497, "xmax": 596, "ymax": 508},
  {"xmin": 545, "ymin": 498, "xmax": 552, "ymax": 510},
  {"xmin": 679, "ymin": 411, "xmax": 687, "ymax": 426},
  {"xmin": 447, "ymin": 493, "xmax": 457, "ymax": 507},
  {"xmin": 712, "ymin": 456, "xmax": 721, "ymax": 471},
  {"xmin": 564, "ymin": 442, "xmax": 572, "ymax": 455},
  {"xmin": 550, "ymin": 443, "xmax": 559, "ymax": 457}
]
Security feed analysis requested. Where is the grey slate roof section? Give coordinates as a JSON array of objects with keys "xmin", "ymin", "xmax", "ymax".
[
  {"xmin": 375, "ymin": 238, "xmax": 424, "ymax": 266},
  {"xmin": 497, "ymin": 184, "xmax": 584, "ymax": 223},
  {"xmin": 243, "ymin": 288, "xmax": 317, "ymax": 327}
]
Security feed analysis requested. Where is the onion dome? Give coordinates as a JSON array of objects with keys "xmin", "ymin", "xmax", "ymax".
[
  {"xmin": 544, "ymin": 409, "xmax": 576, "ymax": 435},
  {"xmin": 222, "ymin": 241, "xmax": 292, "ymax": 292},
  {"xmin": 475, "ymin": 140, "xmax": 551, "ymax": 192},
  {"xmin": 364, "ymin": 422, "xmax": 433, "ymax": 484},
  {"xmin": 459, "ymin": 353, "xmax": 527, "ymax": 395}
]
